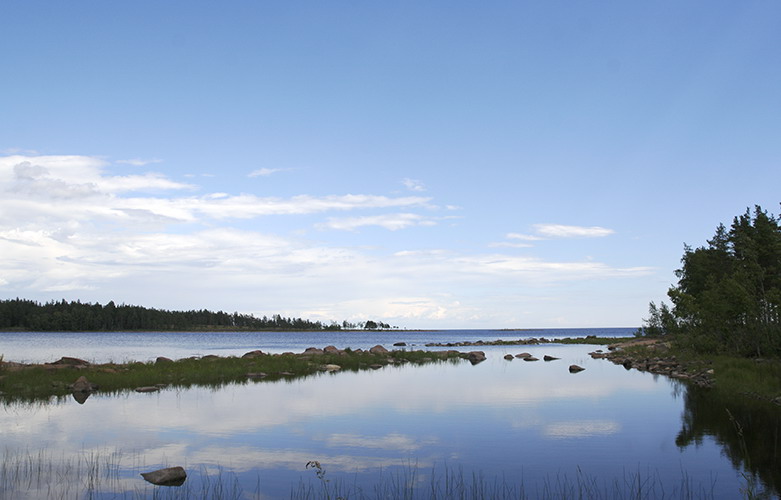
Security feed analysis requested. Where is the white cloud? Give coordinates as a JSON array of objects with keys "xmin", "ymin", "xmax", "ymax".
[
  {"xmin": 248, "ymin": 167, "xmax": 284, "ymax": 177},
  {"xmin": 533, "ymin": 224, "xmax": 615, "ymax": 238},
  {"xmin": 402, "ymin": 178, "xmax": 426, "ymax": 192},
  {"xmin": 0, "ymin": 153, "xmax": 651, "ymax": 328},
  {"xmin": 116, "ymin": 158, "xmax": 162, "ymax": 166},
  {"xmin": 320, "ymin": 213, "xmax": 435, "ymax": 231},
  {"xmin": 506, "ymin": 232, "xmax": 544, "ymax": 241}
]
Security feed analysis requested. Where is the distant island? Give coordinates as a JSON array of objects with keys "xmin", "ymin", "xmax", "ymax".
[{"xmin": 0, "ymin": 298, "xmax": 393, "ymax": 332}]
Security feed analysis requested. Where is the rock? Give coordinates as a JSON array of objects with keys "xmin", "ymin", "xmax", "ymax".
[
  {"xmin": 369, "ymin": 345, "xmax": 389, "ymax": 354},
  {"xmin": 135, "ymin": 386, "xmax": 160, "ymax": 393},
  {"xmin": 323, "ymin": 346, "xmax": 340, "ymax": 354},
  {"xmin": 51, "ymin": 357, "xmax": 90, "ymax": 366},
  {"xmin": 393, "ymin": 342, "xmax": 407, "ymax": 346},
  {"xmin": 569, "ymin": 364, "xmax": 585, "ymax": 373},
  {"xmin": 504, "ymin": 354, "xmax": 514, "ymax": 360},
  {"xmin": 155, "ymin": 357, "xmax": 173, "ymax": 364},
  {"xmin": 303, "ymin": 347, "xmax": 324, "ymax": 355},
  {"xmin": 201, "ymin": 355, "xmax": 220, "ymax": 361},
  {"xmin": 242, "ymin": 350, "xmax": 265, "ymax": 358},
  {"xmin": 141, "ymin": 466, "xmax": 187, "ymax": 486},
  {"xmin": 543, "ymin": 355, "xmax": 560, "ymax": 361},
  {"xmin": 369, "ymin": 364, "xmax": 384, "ymax": 370},
  {"xmin": 70, "ymin": 376, "xmax": 98, "ymax": 393},
  {"xmin": 523, "ymin": 356, "xmax": 539, "ymax": 362},
  {"xmin": 246, "ymin": 372, "xmax": 267, "ymax": 378},
  {"xmin": 515, "ymin": 353, "xmax": 532, "ymax": 359},
  {"xmin": 323, "ymin": 364, "xmax": 341, "ymax": 372},
  {"xmin": 466, "ymin": 351, "xmax": 486, "ymax": 365}
]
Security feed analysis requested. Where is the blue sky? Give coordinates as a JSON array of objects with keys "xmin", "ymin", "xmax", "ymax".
[{"xmin": 1, "ymin": 1, "xmax": 779, "ymax": 328}]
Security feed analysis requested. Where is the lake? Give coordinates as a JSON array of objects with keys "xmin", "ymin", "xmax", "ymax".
[{"xmin": 1, "ymin": 328, "xmax": 779, "ymax": 499}]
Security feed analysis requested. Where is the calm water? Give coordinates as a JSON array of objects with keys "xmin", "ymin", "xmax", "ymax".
[
  {"xmin": 1, "ymin": 329, "xmax": 779, "ymax": 499},
  {"xmin": 0, "ymin": 327, "xmax": 633, "ymax": 364}
]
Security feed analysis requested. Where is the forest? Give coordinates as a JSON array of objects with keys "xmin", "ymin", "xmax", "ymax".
[
  {"xmin": 642, "ymin": 205, "xmax": 781, "ymax": 357},
  {"xmin": 0, "ymin": 299, "xmax": 390, "ymax": 332}
]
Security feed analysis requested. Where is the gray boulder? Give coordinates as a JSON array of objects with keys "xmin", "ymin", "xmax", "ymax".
[
  {"xmin": 369, "ymin": 345, "xmax": 389, "ymax": 354},
  {"xmin": 70, "ymin": 375, "xmax": 98, "ymax": 393},
  {"xmin": 466, "ymin": 351, "xmax": 486, "ymax": 364},
  {"xmin": 242, "ymin": 350, "xmax": 265, "ymax": 358},
  {"xmin": 141, "ymin": 466, "xmax": 187, "ymax": 486},
  {"xmin": 52, "ymin": 357, "xmax": 90, "ymax": 366}
]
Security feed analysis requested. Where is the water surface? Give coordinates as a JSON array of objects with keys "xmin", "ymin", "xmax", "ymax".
[{"xmin": 1, "ymin": 330, "xmax": 777, "ymax": 498}]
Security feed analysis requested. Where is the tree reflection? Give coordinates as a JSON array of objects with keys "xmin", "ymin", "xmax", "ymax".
[{"xmin": 676, "ymin": 385, "xmax": 781, "ymax": 497}]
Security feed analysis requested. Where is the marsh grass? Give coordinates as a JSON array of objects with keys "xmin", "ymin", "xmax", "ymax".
[
  {"xmin": 0, "ymin": 349, "xmax": 463, "ymax": 404},
  {"xmin": 291, "ymin": 461, "xmax": 718, "ymax": 500},
  {"xmin": 648, "ymin": 345, "xmax": 781, "ymax": 402},
  {"xmin": 1, "ymin": 450, "xmax": 725, "ymax": 500},
  {"xmin": 0, "ymin": 448, "xmax": 249, "ymax": 500}
]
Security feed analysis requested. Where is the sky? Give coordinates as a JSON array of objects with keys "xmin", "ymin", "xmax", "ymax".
[{"xmin": 1, "ymin": 1, "xmax": 780, "ymax": 329}]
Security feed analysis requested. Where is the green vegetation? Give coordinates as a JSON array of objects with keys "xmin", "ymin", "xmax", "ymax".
[
  {"xmin": 640, "ymin": 205, "xmax": 781, "ymax": 358},
  {"xmin": 0, "ymin": 298, "xmax": 393, "ymax": 332},
  {"xmin": 0, "ymin": 348, "xmax": 462, "ymax": 404}
]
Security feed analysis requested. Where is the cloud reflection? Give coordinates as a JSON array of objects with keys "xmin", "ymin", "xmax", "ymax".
[{"xmin": 543, "ymin": 420, "xmax": 621, "ymax": 439}]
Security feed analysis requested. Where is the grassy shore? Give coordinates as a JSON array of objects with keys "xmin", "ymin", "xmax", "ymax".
[
  {"xmin": 0, "ymin": 348, "xmax": 463, "ymax": 404},
  {"xmin": 606, "ymin": 338, "xmax": 781, "ymax": 404}
]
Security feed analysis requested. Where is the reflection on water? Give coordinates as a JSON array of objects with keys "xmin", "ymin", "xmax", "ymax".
[
  {"xmin": 1, "ymin": 343, "xmax": 775, "ymax": 498},
  {"xmin": 677, "ymin": 385, "xmax": 781, "ymax": 498}
]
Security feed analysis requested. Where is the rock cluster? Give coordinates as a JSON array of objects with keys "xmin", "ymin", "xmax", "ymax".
[{"xmin": 590, "ymin": 341, "xmax": 714, "ymax": 388}]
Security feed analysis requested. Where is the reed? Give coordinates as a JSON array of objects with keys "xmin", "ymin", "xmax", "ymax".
[{"xmin": 1, "ymin": 449, "xmax": 727, "ymax": 499}]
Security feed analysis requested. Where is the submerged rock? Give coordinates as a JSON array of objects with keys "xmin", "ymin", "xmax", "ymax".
[
  {"xmin": 504, "ymin": 354, "xmax": 514, "ymax": 360},
  {"xmin": 543, "ymin": 355, "xmax": 560, "ymax": 361},
  {"xmin": 141, "ymin": 466, "xmax": 187, "ymax": 486},
  {"xmin": 569, "ymin": 364, "xmax": 585, "ymax": 373}
]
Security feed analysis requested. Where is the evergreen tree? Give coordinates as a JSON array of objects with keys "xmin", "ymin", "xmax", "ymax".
[{"xmin": 641, "ymin": 205, "xmax": 781, "ymax": 357}]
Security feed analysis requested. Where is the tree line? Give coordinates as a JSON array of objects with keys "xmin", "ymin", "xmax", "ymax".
[
  {"xmin": 0, "ymin": 299, "xmax": 393, "ymax": 332},
  {"xmin": 641, "ymin": 205, "xmax": 781, "ymax": 357}
]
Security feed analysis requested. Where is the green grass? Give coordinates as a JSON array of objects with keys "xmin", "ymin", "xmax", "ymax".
[
  {"xmin": 614, "ymin": 341, "xmax": 781, "ymax": 402},
  {"xmin": 0, "ymin": 349, "xmax": 463, "ymax": 404}
]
